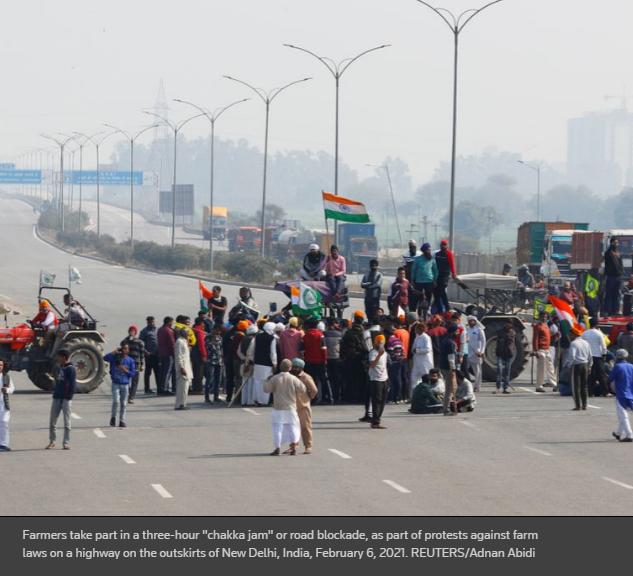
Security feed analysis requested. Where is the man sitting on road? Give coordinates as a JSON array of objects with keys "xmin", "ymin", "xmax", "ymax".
[
  {"xmin": 454, "ymin": 370, "xmax": 476, "ymax": 413},
  {"xmin": 409, "ymin": 369, "xmax": 444, "ymax": 415}
]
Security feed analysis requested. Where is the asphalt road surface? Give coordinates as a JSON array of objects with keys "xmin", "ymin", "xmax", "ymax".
[{"xmin": 1, "ymin": 197, "xmax": 633, "ymax": 516}]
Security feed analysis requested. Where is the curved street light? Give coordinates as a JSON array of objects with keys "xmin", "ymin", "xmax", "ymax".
[
  {"xmin": 103, "ymin": 123, "xmax": 159, "ymax": 249},
  {"xmin": 41, "ymin": 132, "xmax": 76, "ymax": 231},
  {"xmin": 415, "ymin": 0, "xmax": 504, "ymax": 249},
  {"xmin": 73, "ymin": 131, "xmax": 105, "ymax": 231},
  {"xmin": 174, "ymin": 97, "xmax": 249, "ymax": 272},
  {"xmin": 518, "ymin": 160, "xmax": 542, "ymax": 222},
  {"xmin": 223, "ymin": 75, "xmax": 311, "ymax": 256},
  {"xmin": 142, "ymin": 110, "xmax": 206, "ymax": 248}
]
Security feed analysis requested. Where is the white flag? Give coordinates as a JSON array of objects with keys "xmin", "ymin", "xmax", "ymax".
[
  {"xmin": 40, "ymin": 270, "xmax": 56, "ymax": 287},
  {"xmin": 69, "ymin": 266, "xmax": 82, "ymax": 284}
]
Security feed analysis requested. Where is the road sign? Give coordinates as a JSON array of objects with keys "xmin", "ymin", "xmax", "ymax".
[
  {"xmin": 0, "ymin": 170, "xmax": 41, "ymax": 184},
  {"xmin": 0, "ymin": 163, "xmax": 15, "ymax": 170},
  {"xmin": 159, "ymin": 184, "xmax": 194, "ymax": 218},
  {"xmin": 64, "ymin": 171, "xmax": 144, "ymax": 185}
]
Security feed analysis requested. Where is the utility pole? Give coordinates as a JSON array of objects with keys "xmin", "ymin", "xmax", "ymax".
[
  {"xmin": 422, "ymin": 216, "xmax": 429, "ymax": 243},
  {"xmin": 487, "ymin": 211, "xmax": 494, "ymax": 256},
  {"xmin": 433, "ymin": 223, "xmax": 440, "ymax": 246}
]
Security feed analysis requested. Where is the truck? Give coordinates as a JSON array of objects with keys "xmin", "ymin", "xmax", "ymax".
[
  {"xmin": 516, "ymin": 221, "xmax": 589, "ymax": 277},
  {"xmin": 571, "ymin": 229, "xmax": 633, "ymax": 275},
  {"xmin": 337, "ymin": 223, "xmax": 378, "ymax": 273},
  {"xmin": 202, "ymin": 206, "xmax": 228, "ymax": 240}
]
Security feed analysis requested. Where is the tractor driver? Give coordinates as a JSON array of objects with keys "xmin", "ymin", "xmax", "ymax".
[{"xmin": 31, "ymin": 300, "xmax": 58, "ymax": 332}]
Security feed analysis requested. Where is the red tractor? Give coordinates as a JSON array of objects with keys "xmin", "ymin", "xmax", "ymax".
[{"xmin": 0, "ymin": 287, "xmax": 106, "ymax": 393}]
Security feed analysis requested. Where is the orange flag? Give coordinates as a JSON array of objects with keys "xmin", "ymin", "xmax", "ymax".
[{"xmin": 199, "ymin": 280, "xmax": 213, "ymax": 300}]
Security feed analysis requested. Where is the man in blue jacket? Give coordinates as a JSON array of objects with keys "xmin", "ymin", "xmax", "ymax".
[
  {"xmin": 411, "ymin": 243, "xmax": 439, "ymax": 317},
  {"xmin": 610, "ymin": 348, "xmax": 633, "ymax": 442},
  {"xmin": 104, "ymin": 344, "xmax": 136, "ymax": 428},
  {"xmin": 46, "ymin": 349, "xmax": 76, "ymax": 450}
]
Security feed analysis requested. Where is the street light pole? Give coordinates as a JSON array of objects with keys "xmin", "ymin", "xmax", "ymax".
[
  {"xmin": 173, "ymin": 97, "xmax": 249, "ymax": 272},
  {"xmin": 284, "ymin": 43, "xmax": 390, "ymax": 244},
  {"xmin": 143, "ymin": 111, "xmax": 206, "ymax": 248},
  {"xmin": 74, "ymin": 131, "xmax": 108, "ymax": 235},
  {"xmin": 41, "ymin": 133, "xmax": 76, "ymax": 232},
  {"xmin": 366, "ymin": 162, "xmax": 403, "ymax": 247},
  {"xmin": 223, "ymin": 75, "xmax": 311, "ymax": 257},
  {"xmin": 103, "ymin": 124, "xmax": 159, "ymax": 250},
  {"xmin": 518, "ymin": 160, "xmax": 542, "ymax": 221},
  {"xmin": 415, "ymin": 0, "xmax": 504, "ymax": 248}
]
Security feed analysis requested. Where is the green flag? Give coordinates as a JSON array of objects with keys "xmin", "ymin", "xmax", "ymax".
[
  {"xmin": 533, "ymin": 298, "xmax": 553, "ymax": 320},
  {"xmin": 291, "ymin": 283, "xmax": 323, "ymax": 318},
  {"xmin": 585, "ymin": 274, "xmax": 600, "ymax": 299}
]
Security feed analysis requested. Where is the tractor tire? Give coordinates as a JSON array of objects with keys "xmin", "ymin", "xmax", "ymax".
[
  {"xmin": 64, "ymin": 338, "xmax": 106, "ymax": 393},
  {"xmin": 481, "ymin": 319, "xmax": 530, "ymax": 383},
  {"xmin": 27, "ymin": 363, "xmax": 56, "ymax": 392}
]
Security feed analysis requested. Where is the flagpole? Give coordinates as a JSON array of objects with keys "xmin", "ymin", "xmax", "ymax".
[
  {"xmin": 68, "ymin": 265, "xmax": 71, "ymax": 290},
  {"xmin": 322, "ymin": 191, "xmax": 332, "ymax": 253}
]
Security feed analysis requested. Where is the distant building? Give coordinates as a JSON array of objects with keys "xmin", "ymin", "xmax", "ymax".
[{"xmin": 567, "ymin": 107, "xmax": 633, "ymax": 195}]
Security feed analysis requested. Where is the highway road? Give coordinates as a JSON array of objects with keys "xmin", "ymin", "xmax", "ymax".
[{"xmin": 2, "ymin": 197, "xmax": 633, "ymax": 516}]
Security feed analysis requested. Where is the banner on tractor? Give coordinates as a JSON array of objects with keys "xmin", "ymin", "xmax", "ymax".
[{"xmin": 291, "ymin": 283, "xmax": 323, "ymax": 317}]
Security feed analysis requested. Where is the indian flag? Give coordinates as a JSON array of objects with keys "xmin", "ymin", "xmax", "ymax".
[
  {"xmin": 548, "ymin": 295, "xmax": 583, "ymax": 335},
  {"xmin": 322, "ymin": 192, "xmax": 370, "ymax": 223},
  {"xmin": 291, "ymin": 283, "xmax": 323, "ymax": 317}
]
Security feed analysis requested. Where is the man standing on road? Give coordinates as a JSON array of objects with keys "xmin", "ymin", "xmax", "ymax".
[
  {"xmin": 208, "ymin": 286, "xmax": 228, "ymax": 327},
  {"xmin": 191, "ymin": 318, "xmax": 208, "ymax": 397},
  {"xmin": 533, "ymin": 312, "xmax": 557, "ymax": 394},
  {"xmin": 368, "ymin": 334, "xmax": 389, "ymax": 429},
  {"xmin": 565, "ymin": 327, "xmax": 593, "ymax": 411},
  {"xmin": 495, "ymin": 323, "xmax": 516, "ymax": 395},
  {"xmin": 434, "ymin": 240, "xmax": 457, "ymax": 314},
  {"xmin": 263, "ymin": 359, "xmax": 306, "ymax": 456},
  {"xmin": 139, "ymin": 316, "xmax": 158, "ymax": 394},
  {"xmin": 120, "ymin": 326, "xmax": 145, "ymax": 404},
  {"xmin": 466, "ymin": 316, "xmax": 486, "ymax": 393},
  {"xmin": 324, "ymin": 319, "xmax": 343, "ymax": 404},
  {"xmin": 0, "ymin": 361, "xmax": 14, "ymax": 451},
  {"xmin": 278, "ymin": 317, "xmax": 303, "ymax": 362},
  {"xmin": 341, "ymin": 311, "xmax": 370, "ymax": 408},
  {"xmin": 411, "ymin": 243, "xmax": 438, "ymax": 318},
  {"xmin": 604, "ymin": 237, "xmax": 624, "ymax": 316},
  {"xmin": 174, "ymin": 329, "xmax": 193, "ymax": 410},
  {"xmin": 157, "ymin": 316, "xmax": 175, "ymax": 395},
  {"xmin": 46, "ymin": 349, "xmax": 76, "ymax": 450},
  {"xmin": 104, "ymin": 344, "xmax": 136, "ymax": 428},
  {"xmin": 609, "ymin": 349, "xmax": 633, "ymax": 442},
  {"xmin": 303, "ymin": 318, "xmax": 332, "ymax": 404},
  {"xmin": 291, "ymin": 358, "xmax": 318, "ymax": 454},
  {"xmin": 439, "ymin": 325, "xmax": 458, "ymax": 414},
  {"xmin": 361, "ymin": 259, "xmax": 383, "ymax": 324},
  {"xmin": 583, "ymin": 317, "xmax": 609, "ymax": 397},
  {"xmin": 410, "ymin": 322, "xmax": 434, "ymax": 392}
]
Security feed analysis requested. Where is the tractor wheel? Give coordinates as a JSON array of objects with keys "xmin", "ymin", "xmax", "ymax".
[
  {"xmin": 64, "ymin": 338, "xmax": 106, "ymax": 393},
  {"xmin": 27, "ymin": 363, "xmax": 56, "ymax": 392},
  {"xmin": 481, "ymin": 319, "xmax": 530, "ymax": 383}
]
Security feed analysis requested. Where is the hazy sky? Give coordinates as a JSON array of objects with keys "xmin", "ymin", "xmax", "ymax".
[{"xmin": 1, "ymin": 0, "xmax": 631, "ymax": 184}]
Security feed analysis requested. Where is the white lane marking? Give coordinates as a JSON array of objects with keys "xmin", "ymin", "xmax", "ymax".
[
  {"xmin": 119, "ymin": 454, "xmax": 136, "ymax": 464},
  {"xmin": 460, "ymin": 420, "xmax": 478, "ymax": 429},
  {"xmin": 71, "ymin": 412, "xmax": 82, "ymax": 420},
  {"xmin": 242, "ymin": 408, "xmax": 260, "ymax": 416},
  {"xmin": 587, "ymin": 404, "xmax": 602, "ymax": 410},
  {"xmin": 93, "ymin": 428, "xmax": 106, "ymax": 438},
  {"xmin": 328, "ymin": 449, "xmax": 352, "ymax": 459},
  {"xmin": 603, "ymin": 477, "xmax": 633, "ymax": 490},
  {"xmin": 525, "ymin": 446, "xmax": 552, "ymax": 457},
  {"xmin": 151, "ymin": 484, "xmax": 173, "ymax": 498},
  {"xmin": 519, "ymin": 387, "xmax": 538, "ymax": 394},
  {"xmin": 383, "ymin": 480, "xmax": 411, "ymax": 494}
]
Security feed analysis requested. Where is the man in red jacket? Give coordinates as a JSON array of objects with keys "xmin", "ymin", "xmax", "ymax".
[
  {"xmin": 302, "ymin": 318, "xmax": 333, "ymax": 404},
  {"xmin": 434, "ymin": 240, "xmax": 457, "ymax": 313}
]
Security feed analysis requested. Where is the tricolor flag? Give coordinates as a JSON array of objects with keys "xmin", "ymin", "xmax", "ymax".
[
  {"xmin": 322, "ymin": 192, "xmax": 370, "ymax": 223},
  {"xmin": 290, "ymin": 283, "xmax": 323, "ymax": 318},
  {"xmin": 198, "ymin": 280, "xmax": 213, "ymax": 312},
  {"xmin": 548, "ymin": 295, "xmax": 583, "ymax": 335}
]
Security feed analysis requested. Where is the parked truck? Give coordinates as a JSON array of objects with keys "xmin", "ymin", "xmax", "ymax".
[
  {"xmin": 516, "ymin": 221, "xmax": 589, "ymax": 278},
  {"xmin": 337, "ymin": 223, "xmax": 378, "ymax": 273},
  {"xmin": 571, "ymin": 229, "xmax": 633, "ymax": 275},
  {"xmin": 202, "ymin": 206, "xmax": 228, "ymax": 240}
]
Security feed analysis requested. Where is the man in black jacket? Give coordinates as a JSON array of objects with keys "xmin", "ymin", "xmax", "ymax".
[
  {"xmin": 121, "ymin": 325, "xmax": 145, "ymax": 403},
  {"xmin": 604, "ymin": 237, "xmax": 624, "ymax": 316},
  {"xmin": 495, "ymin": 323, "xmax": 516, "ymax": 394},
  {"xmin": 46, "ymin": 350, "xmax": 76, "ymax": 450},
  {"xmin": 139, "ymin": 316, "xmax": 158, "ymax": 394}
]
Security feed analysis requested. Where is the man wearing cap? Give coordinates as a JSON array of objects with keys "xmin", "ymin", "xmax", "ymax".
[
  {"xmin": 532, "ymin": 312, "xmax": 556, "ymax": 394},
  {"xmin": 279, "ymin": 317, "xmax": 303, "ymax": 362},
  {"xmin": 139, "ymin": 316, "xmax": 159, "ymax": 394},
  {"xmin": 238, "ymin": 324, "xmax": 258, "ymax": 406},
  {"xmin": 361, "ymin": 259, "xmax": 383, "ymax": 324},
  {"xmin": 120, "ymin": 325, "xmax": 145, "ymax": 404},
  {"xmin": 174, "ymin": 329, "xmax": 193, "ymax": 410},
  {"xmin": 247, "ymin": 322, "xmax": 278, "ymax": 406},
  {"xmin": 340, "ymin": 311, "xmax": 369, "ymax": 406},
  {"xmin": 564, "ymin": 327, "xmax": 593, "ymax": 411},
  {"xmin": 403, "ymin": 240, "xmax": 418, "ymax": 311},
  {"xmin": 31, "ymin": 299, "xmax": 58, "ymax": 332},
  {"xmin": 368, "ymin": 334, "xmax": 389, "ymax": 429},
  {"xmin": 301, "ymin": 244, "xmax": 326, "ymax": 281},
  {"xmin": 411, "ymin": 243, "xmax": 438, "ymax": 318},
  {"xmin": 434, "ymin": 240, "xmax": 457, "ymax": 314},
  {"xmin": 466, "ymin": 316, "xmax": 486, "ymax": 393},
  {"xmin": 609, "ymin": 349, "xmax": 633, "ymax": 442},
  {"xmin": 264, "ymin": 359, "xmax": 306, "ymax": 456},
  {"xmin": 439, "ymin": 325, "xmax": 459, "ymax": 414},
  {"xmin": 290, "ymin": 358, "xmax": 318, "ymax": 454}
]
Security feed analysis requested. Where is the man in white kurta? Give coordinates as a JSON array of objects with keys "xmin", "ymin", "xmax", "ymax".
[
  {"xmin": 174, "ymin": 331, "xmax": 193, "ymax": 409},
  {"xmin": 466, "ymin": 316, "xmax": 487, "ymax": 392},
  {"xmin": 0, "ymin": 362, "xmax": 15, "ymax": 450},
  {"xmin": 410, "ymin": 324, "xmax": 434, "ymax": 393},
  {"xmin": 263, "ymin": 359, "xmax": 305, "ymax": 456}
]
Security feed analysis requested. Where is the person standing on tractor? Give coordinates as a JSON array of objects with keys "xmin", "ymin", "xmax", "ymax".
[
  {"xmin": 104, "ymin": 344, "xmax": 136, "ymax": 428},
  {"xmin": 533, "ymin": 312, "xmax": 557, "ymax": 394},
  {"xmin": 325, "ymin": 245, "xmax": 346, "ymax": 299},
  {"xmin": 411, "ymin": 243, "xmax": 438, "ymax": 318},
  {"xmin": 604, "ymin": 237, "xmax": 624, "ymax": 316},
  {"xmin": 361, "ymin": 259, "xmax": 383, "ymax": 324},
  {"xmin": 301, "ymin": 244, "xmax": 326, "ymax": 281},
  {"xmin": 46, "ymin": 349, "xmax": 76, "ymax": 450},
  {"xmin": 434, "ymin": 240, "xmax": 457, "ymax": 313},
  {"xmin": 120, "ymin": 326, "xmax": 145, "ymax": 404},
  {"xmin": 0, "ymin": 360, "xmax": 14, "ymax": 451},
  {"xmin": 31, "ymin": 299, "xmax": 57, "ymax": 332}
]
